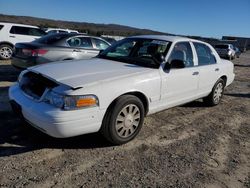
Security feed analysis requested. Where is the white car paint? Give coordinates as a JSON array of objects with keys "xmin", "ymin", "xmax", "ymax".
[
  {"xmin": 9, "ymin": 35, "xmax": 235, "ymax": 138},
  {"xmin": 0, "ymin": 22, "xmax": 45, "ymax": 45}
]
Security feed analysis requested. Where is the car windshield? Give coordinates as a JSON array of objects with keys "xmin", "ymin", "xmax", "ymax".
[{"xmin": 98, "ymin": 38, "xmax": 171, "ymax": 68}]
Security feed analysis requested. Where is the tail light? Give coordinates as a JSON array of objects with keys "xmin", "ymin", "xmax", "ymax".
[{"xmin": 22, "ymin": 49, "xmax": 48, "ymax": 56}]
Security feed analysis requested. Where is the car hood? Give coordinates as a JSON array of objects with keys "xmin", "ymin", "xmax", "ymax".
[{"xmin": 29, "ymin": 58, "xmax": 153, "ymax": 88}]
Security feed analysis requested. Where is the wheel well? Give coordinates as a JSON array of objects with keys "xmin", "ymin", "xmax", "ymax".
[
  {"xmin": 220, "ymin": 75, "xmax": 227, "ymax": 86},
  {"xmin": 0, "ymin": 42, "xmax": 14, "ymax": 48},
  {"xmin": 123, "ymin": 92, "xmax": 149, "ymax": 115},
  {"xmin": 107, "ymin": 92, "xmax": 149, "ymax": 115}
]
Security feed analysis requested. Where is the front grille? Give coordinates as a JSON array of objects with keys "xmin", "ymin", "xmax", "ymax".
[{"xmin": 20, "ymin": 71, "xmax": 58, "ymax": 100}]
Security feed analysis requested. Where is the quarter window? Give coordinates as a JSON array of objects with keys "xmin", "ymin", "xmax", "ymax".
[
  {"xmin": 193, "ymin": 43, "xmax": 216, "ymax": 66},
  {"xmin": 92, "ymin": 38, "xmax": 110, "ymax": 50},
  {"xmin": 9, "ymin": 26, "xmax": 46, "ymax": 36},
  {"xmin": 168, "ymin": 42, "xmax": 194, "ymax": 67}
]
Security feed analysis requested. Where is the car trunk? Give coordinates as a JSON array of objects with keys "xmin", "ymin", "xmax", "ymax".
[{"xmin": 14, "ymin": 43, "xmax": 48, "ymax": 59}]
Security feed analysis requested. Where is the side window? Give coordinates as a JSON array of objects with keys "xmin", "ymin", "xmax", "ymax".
[
  {"xmin": 168, "ymin": 42, "xmax": 194, "ymax": 67},
  {"xmin": 10, "ymin": 26, "xmax": 28, "ymax": 35},
  {"xmin": 92, "ymin": 38, "xmax": 110, "ymax": 50},
  {"xmin": 0, "ymin": 25, "xmax": 3, "ymax": 31},
  {"xmin": 58, "ymin": 30, "xmax": 67, "ymax": 33},
  {"xmin": 193, "ymin": 43, "xmax": 216, "ymax": 66},
  {"xmin": 28, "ymin": 28, "xmax": 46, "ymax": 36},
  {"xmin": 67, "ymin": 37, "xmax": 93, "ymax": 48},
  {"xmin": 10, "ymin": 26, "xmax": 45, "ymax": 36}
]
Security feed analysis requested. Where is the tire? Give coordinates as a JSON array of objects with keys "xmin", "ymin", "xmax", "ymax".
[
  {"xmin": 0, "ymin": 44, "xmax": 13, "ymax": 60},
  {"xmin": 101, "ymin": 95, "xmax": 145, "ymax": 145},
  {"xmin": 203, "ymin": 78, "xmax": 225, "ymax": 106}
]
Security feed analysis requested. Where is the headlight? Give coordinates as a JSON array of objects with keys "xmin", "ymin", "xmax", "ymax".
[{"xmin": 43, "ymin": 90, "xmax": 99, "ymax": 110}]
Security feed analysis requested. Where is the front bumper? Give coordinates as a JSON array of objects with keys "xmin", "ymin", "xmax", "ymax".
[{"xmin": 9, "ymin": 84, "xmax": 103, "ymax": 138}]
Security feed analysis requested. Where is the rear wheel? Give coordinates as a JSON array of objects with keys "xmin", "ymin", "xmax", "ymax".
[
  {"xmin": 0, "ymin": 44, "xmax": 13, "ymax": 60},
  {"xmin": 101, "ymin": 95, "xmax": 145, "ymax": 145},
  {"xmin": 203, "ymin": 78, "xmax": 225, "ymax": 106}
]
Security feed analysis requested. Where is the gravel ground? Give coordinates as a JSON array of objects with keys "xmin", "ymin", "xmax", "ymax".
[{"xmin": 0, "ymin": 52, "xmax": 249, "ymax": 188}]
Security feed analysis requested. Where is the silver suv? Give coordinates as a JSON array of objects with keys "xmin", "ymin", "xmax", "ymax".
[
  {"xmin": 0, "ymin": 22, "xmax": 46, "ymax": 60},
  {"xmin": 214, "ymin": 44, "xmax": 236, "ymax": 60}
]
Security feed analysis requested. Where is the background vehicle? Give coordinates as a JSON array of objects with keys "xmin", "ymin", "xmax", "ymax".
[
  {"xmin": 45, "ymin": 28, "xmax": 79, "ymax": 34},
  {"xmin": 11, "ymin": 33, "xmax": 111, "ymax": 69},
  {"xmin": 0, "ymin": 22, "xmax": 46, "ymax": 60},
  {"xmin": 9, "ymin": 36, "xmax": 235, "ymax": 145},
  {"xmin": 234, "ymin": 47, "xmax": 241, "ymax": 58},
  {"xmin": 214, "ymin": 44, "xmax": 236, "ymax": 60}
]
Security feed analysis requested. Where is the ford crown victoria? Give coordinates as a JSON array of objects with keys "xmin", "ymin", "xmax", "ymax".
[{"xmin": 9, "ymin": 35, "xmax": 235, "ymax": 144}]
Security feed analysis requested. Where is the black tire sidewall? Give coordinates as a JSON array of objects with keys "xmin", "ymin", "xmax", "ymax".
[{"xmin": 104, "ymin": 95, "xmax": 145, "ymax": 145}]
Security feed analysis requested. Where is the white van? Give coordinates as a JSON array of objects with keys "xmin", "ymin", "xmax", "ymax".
[{"xmin": 0, "ymin": 22, "xmax": 46, "ymax": 59}]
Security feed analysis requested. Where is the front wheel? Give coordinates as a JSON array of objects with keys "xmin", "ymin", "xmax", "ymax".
[
  {"xmin": 101, "ymin": 95, "xmax": 145, "ymax": 145},
  {"xmin": 0, "ymin": 44, "xmax": 13, "ymax": 60},
  {"xmin": 203, "ymin": 78, "xmax": 225, "ymax": 106}
]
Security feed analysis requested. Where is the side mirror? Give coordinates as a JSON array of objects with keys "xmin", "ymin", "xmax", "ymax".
[{"xmin": 170, "ymin": 59, "xmax": 185, "ymax": 69}]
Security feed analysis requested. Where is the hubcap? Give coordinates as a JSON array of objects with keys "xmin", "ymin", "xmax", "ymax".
[
  {"xmin": 115, "ymin": 104, "xmax": 141, "ymax": 138},
  {"xmin": 213, "ymin": 83, "xmax": 223, "ymax": 104},
  {"xmin": 0, "ymin": 47, "xmax": 12, "ymax": 59}
]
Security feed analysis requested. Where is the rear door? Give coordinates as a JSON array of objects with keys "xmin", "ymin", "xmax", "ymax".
[{"xmin": 193, "ymin": 42, "xmax": 221, "ymax": 96}]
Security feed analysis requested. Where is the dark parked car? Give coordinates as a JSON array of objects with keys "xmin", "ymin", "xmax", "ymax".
[
  {"xmin": 214, "ymin": 44, "xmax": 236, "ymax": 60},
  {"xmin": 11, "ymin": 33, "xmax": 111, "ymax": 69},
  {"xmin": 234, "ymin": 47, "xmax": 241, "ymax": 58}
]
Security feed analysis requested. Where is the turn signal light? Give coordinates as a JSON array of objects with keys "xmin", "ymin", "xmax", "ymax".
[{"xmin": 76, "ymin": 97, "xmax": 97, "ymax": 107}]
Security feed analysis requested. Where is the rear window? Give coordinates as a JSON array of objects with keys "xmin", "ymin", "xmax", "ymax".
[
  {"xmin": 215, "ymin": 45, "xmax": 228, "ymax": 49},
  {"xmin": 35, "ymin": 34, "xmax": 69, "ymax": 44},
  {"xmin": 10, "ymin": 26, "xmax": 46, "ymax": 36},
  {"xmin": 0, "ymin": 25, "xmax": 3, "ymax": 30}
]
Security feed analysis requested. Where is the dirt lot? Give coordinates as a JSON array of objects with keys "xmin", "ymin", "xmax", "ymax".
[{"xmin": 0, "ymin": 53, "xmax": 249, "ymax": 188}]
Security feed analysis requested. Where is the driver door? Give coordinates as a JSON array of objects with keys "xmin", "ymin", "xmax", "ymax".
[{"xmin": 160, "ymin": 42, "xmax": 199, "ymax": 108}]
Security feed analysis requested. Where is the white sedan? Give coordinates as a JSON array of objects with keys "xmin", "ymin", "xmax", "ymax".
[{"xmin": 9, "ymin": 35, "xmax": 235, "ymax": 145}]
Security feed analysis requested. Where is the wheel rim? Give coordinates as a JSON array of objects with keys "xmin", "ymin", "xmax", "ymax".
[
  {"xmin": 115, "ymin": 104, "xmax": 141, "ymax": 138},
  {"xmin": 0, "ymin": 47, "xmax": 12, "ymax": 59},
  {"xmin": 213, "ymin": 83, "xmax": 223, "ymax": 104}
]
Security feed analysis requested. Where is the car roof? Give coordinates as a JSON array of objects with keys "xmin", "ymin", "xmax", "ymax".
[
  {"xmin": 0, "ymin": 22, "xmax": 39, "ymax": 28},
  {"xmin": 46, "ymin": 28, "xmax": 78, "ymax": 32},
  {"xmin": 43, "ymin": 33, "xmax": 111, "ymax": 43},
  {"xmin": 47, "ymin": 33, "xmax": 105, "ymax": 39},
  {"xmin": 129, "ymin": 35, "xmax": 204, "ymax": 43}
]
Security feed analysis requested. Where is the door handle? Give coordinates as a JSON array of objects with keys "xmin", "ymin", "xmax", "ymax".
[
  {"xmin": 215, "ymin": 68, "xmax": 219, "ymax": 71},
  {"xmin": 9, "ymin": 35, "xmax": 16, "ymax": 38},
  {"xmin": 73, "ymin": 49, "xmax": 81, "ymax": 52},
  {"xmin": 192, "ymin": 71, "xmax": 199, "ymax": 75}
]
